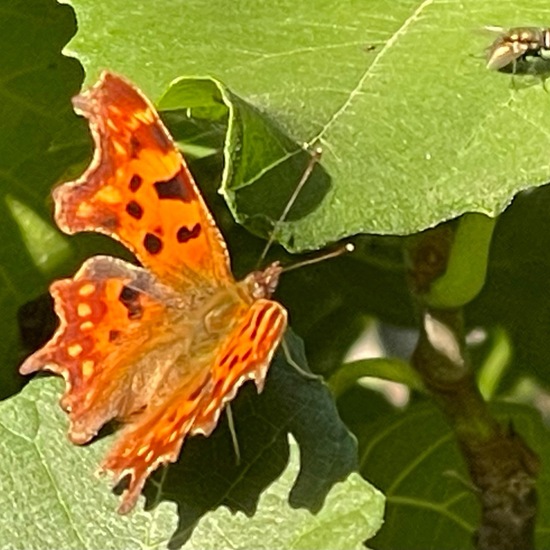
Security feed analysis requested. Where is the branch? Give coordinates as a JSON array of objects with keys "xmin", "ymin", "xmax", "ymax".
[{"xmin": 407, "ymin": 216, "xmax": 539, "ymax": 550}]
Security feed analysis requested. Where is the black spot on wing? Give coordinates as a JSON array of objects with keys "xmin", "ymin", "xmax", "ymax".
[
  {"xmin": 176, "ymin": 223, "xmax": 201, "ymax": 243},
  {"xmin": 154, "ymin": 169, "xmax": 192, "ymax": 202},
  {"xmin": 126, "ymin": 200, "xmax": 143, "ymax": 220},
  {"xmin": 143, "ymin": 233, "xmax": 163, "ymax": 255},
  {"xmin": 129, "ymin": 174, "xmax": 142, "ymax": 192}
]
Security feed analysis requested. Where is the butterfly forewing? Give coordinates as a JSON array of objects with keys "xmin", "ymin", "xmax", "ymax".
[{"xmin": 54, "ymin": 72, "xmax": 232, "ymax": 290}]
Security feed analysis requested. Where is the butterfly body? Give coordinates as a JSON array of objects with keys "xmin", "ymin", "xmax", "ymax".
[{"xmin": 20, "ymin": 72, "xmax": 287, "ymax": 513}]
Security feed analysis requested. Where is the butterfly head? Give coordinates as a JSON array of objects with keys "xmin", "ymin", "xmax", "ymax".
[{"xmin": 244, "ymin": 262, "xmax": 283, "ymax": 300}]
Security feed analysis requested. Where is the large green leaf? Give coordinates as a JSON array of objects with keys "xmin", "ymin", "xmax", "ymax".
[
  {"xmin": 276, "ymin": 181, "xmax": 550, "ymax": 389},
  {"xmin": 0, "ymin": 335, "xmax": 370, "ymax": 548},
  {"xmin": 286, "ymin": 183, "xmax": 550, "ymax": 389},
  {"xmin": 158, "ymin": 77, "xmax": 330, "ymax": 244},
  {"xmin": 357, "ymin": 402, "xmax": 550, "ymax": 550},
  {"xmin": 68, "ymin": 0, "xmax": 550, "ymax": 251},
  {"xmin": 185, "ymin": 451, "xmax": 383, "ymax": 550}
]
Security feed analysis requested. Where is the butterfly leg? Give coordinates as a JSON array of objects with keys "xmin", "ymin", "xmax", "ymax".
[
  {"xmin": 281, "ymin": 336, "xmax": 323, "ymax": 381},
  {"xmin": 225, "ymin": 403, "xmax": 241, "ymax": 466},
  {"xmin": 510, "ymin": 60, "xmax": 519, "ymax": 90}
]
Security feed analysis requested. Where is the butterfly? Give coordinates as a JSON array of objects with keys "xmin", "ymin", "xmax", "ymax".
[{"xmin": 20, "ymin": 71, "xmax": 288, "ymax": 513}]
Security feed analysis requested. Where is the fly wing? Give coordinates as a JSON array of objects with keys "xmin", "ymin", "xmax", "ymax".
[{"xmin": 486, "ymin": 39, "xmax": 529, "ymax": 70}]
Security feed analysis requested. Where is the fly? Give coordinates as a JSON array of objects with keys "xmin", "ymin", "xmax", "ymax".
[{"xmin": 485, "ymin": 26, "xmax": 550, "ymax": 71}]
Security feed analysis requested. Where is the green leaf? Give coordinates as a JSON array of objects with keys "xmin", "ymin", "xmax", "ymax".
[
  {"xmin": 0, "ymin": 0, "xmax": 84, "ymax": 398},
  {"xmin": 68, "ymin": 0, "xmax": 550, "ymax": 252},
  {"xmin": 151, "ymin": 331, "xmax": 359, "ymax": 547},
  {"xmin": 157, "ymin": 77, "xmax": 228, "ymax": 160},
  {"xmin": 5, "ymin": 196, "xmax": 71, "ymax": 276},
  {"xmin": 159, "ymin": 77, "xmax": 327, "ymax": 244},
  {"xmin": 357, "ymin": 402, "xmax": 550, "ymax": 550},
  {"xmin": 1, "ymin": 332, "xmax": 360, "ymax": 548},
  {"xmin": 185, "ymin": 444, "xmax": 384, "ymax": 550},
  {"xmin": 424, "ymin": 214, "xmax": 496, "ymax": 308},
  {"xmin": 468, "ymin": 185, "xmax": 550, "ymax": 388},
  {"xmin": 476, "ymin": 328, "xmax": 512, "ymax": 400},
  {"xmin": 0, "ymin": 378, "xmax": 177, "ymax": 549}
]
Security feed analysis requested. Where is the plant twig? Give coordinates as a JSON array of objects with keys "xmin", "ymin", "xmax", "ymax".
[{"xmin": 407, "ymin": 221, "xmax": 539, "ymax": 550}]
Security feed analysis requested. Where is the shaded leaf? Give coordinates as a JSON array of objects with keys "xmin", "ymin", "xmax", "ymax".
[
  {"xmin": 158, "ymin": 77, "xmax": 330, "ymax": 244},
  {"xmin": 358, "ymin": 402, "xmax": 550, "ymax": 550},
  {"xmin": 468, "ymin": 185, "xmax": 550, "ymax": 388},
  {"xmin": 150, "ymin": 331, "xmax": 358, "ymax": 546},
  {"xmin": 0, "ymin": 0, "xmax": 84, "ymax": 398},
  {"xmin": 329, "ymin": 357, "xmax": 424, "ymax": 398},
  {"xmin": 185, "ymin": 441, "xmax": 384, "ymax": 550}
]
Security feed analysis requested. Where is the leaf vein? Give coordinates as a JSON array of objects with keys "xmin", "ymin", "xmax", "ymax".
[
  {"xmin": 32, "ymin": 409, "xmax": 87, "ymax": 547},
  {"xmin": 388, "ymin": 494, "xmax": 474, "ymax": 532},
  {"xmin": 307, "ymin": 0, "xmax": 437, "ymax": 146}
]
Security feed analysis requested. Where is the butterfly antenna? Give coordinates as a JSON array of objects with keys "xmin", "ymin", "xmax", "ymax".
[
  {"xmin": 257, "ymin": 145, "xmax": 323, "ymax": 268},
  {"xmin": 281, "ymin": 242, "xmax": 355, "ymax": 273}
]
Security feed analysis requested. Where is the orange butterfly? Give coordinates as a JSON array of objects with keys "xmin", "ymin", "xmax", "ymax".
[{"xmin": 20, "ymin": 72, "xmax": 287, "ymax": 513}]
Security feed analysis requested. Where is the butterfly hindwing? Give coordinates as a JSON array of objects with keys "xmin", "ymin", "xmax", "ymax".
[{"xmin": 100, "ymin": 299, "xmax": 287, "ymax": 513}]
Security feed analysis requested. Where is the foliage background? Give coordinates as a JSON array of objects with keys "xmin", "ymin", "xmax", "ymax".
[{"xmin": 2, "ymin": 0, "xmax": 550, "ymax": 548}]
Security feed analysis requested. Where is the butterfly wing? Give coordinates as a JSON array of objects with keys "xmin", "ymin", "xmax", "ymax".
[
  {"xmin": 19, "ymin": 255, "xmax": 189, "ymax": 444},
  {"xmin": 54, "ymin": 71, "xmax": 231, "ymax": 290},
  {"xmin": 101, "ymin": 298, "xmax": 287, "ymax": 513},
  {"xmin": 20, "ymin": 255, "xmax": 286, "ymax": 513},
  {"xmin": 21, "ymin": 72, "xmax": 289, "ymax": 514}
]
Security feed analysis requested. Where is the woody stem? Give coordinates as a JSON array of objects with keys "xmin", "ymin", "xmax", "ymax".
[{"xmin": 406, "ymin": 219, "xmax": 539, "ymax": 550}]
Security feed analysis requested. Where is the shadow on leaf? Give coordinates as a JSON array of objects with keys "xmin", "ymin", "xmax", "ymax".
[{"xmin": 142, "ymin": 331, "xmax": 357, "ymax": 549}]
